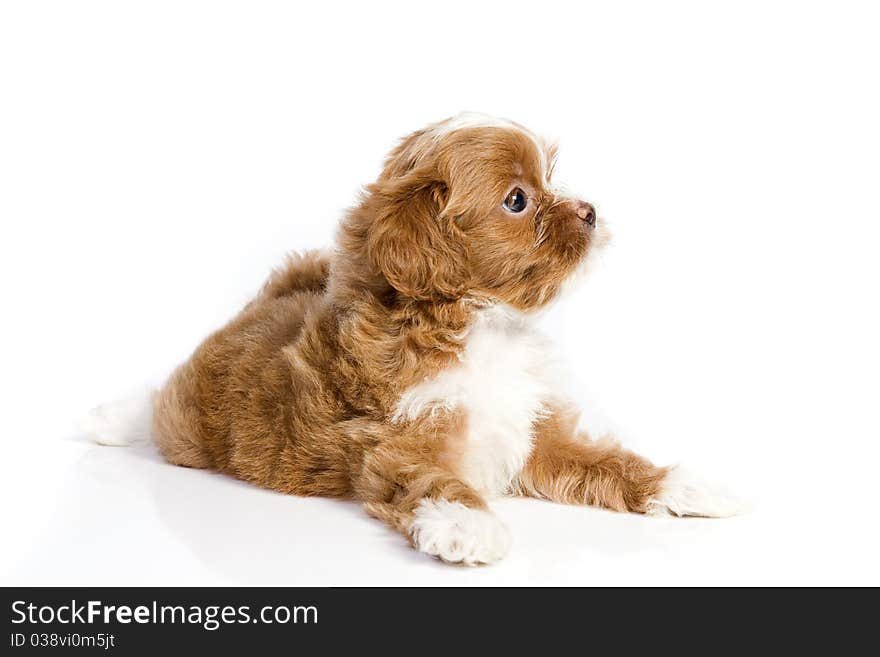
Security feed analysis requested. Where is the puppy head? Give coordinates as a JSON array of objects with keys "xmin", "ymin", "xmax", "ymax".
[{"xmin": 349, "ymin": 113, "xmax": 608, "ymax": 309}]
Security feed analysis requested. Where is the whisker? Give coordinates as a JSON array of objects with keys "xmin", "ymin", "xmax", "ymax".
[{"xmin": 533, "ymin": 194, "xmax": 570, "ymax": 249}]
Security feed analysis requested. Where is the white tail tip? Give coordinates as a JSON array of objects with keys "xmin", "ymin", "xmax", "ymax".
[{"xmin": 81, "ymin": 392, "xmax": 154, "ymax": 446}]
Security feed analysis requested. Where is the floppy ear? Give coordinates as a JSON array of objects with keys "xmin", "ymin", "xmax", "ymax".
[
  {"xmin": 367, "ymin": 170, "xmax": 469, "ymax": 301},
  {"xmin": 379, "ymin": 128, "xmax": 431, "ymax": 180}
]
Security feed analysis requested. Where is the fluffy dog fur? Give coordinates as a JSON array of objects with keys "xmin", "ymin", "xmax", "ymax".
[{"xmin": 89, "ymin": 113, "xmax": 742, "ymax": 565}]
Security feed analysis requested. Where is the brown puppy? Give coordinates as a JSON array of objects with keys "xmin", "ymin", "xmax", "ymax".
[{"xmin": 89, "ymin": 113, "xmax": 742, "ymax": 565}]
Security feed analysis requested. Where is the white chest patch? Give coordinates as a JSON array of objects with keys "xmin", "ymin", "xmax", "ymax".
[{"xmin": 393, "ymin": 304, "xmax": 558, "ymax": 498}]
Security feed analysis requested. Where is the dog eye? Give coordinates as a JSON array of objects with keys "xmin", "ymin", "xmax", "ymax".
[{"xmin": 502, "ymin": 188, "xmax": 527, "ymax": 213}]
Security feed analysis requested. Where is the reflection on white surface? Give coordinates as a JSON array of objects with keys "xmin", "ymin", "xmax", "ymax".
[{"xmin": 7, "ymin": 435, "xmax": 861, "ymax": 587}]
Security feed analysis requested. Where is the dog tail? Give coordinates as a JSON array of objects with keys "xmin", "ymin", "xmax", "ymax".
[
  {"xmin": 81, "ymin": 389, "xmax": 155, "ymax": 446},
  {"xmin": 256, "ymin": 249, "xmax": 331, "ymax": 302}
]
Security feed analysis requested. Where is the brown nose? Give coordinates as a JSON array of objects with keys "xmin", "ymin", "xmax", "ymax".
[{"xmin": 576, "ymin": 201, "xmax": 596, "ymax": 227}]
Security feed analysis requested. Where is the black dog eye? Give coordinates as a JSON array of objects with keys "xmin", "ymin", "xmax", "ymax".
[{"xmin": 503, "ymin": 187, "xmax": 527, "ymax": 213}]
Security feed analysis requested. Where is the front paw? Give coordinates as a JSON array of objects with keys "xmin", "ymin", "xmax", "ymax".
[
  {"xmin": 647, "ymin": 466, "xmax": 747, "ymax": 518},
  {"xmin": 408, "ymin": 499, "xmax": 511, "ymax": 565}
]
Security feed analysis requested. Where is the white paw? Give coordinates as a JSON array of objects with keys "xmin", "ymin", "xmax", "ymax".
[
  {"xmin": 81, "ymin": 392, "xmax": 153, "ymax": 446},
  {"xmin": 409, "ymin": 499, "xmax": 511, "ymax": 565},
  {"xmin": 647, "ymin": 466, "xmax": 747, "ymax": 518}
]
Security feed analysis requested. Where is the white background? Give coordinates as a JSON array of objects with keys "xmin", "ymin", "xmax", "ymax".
[{"xmin": 2, "ymin": 1, "xmax": 878, "ymax": 586}]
